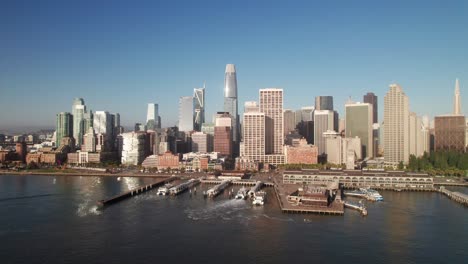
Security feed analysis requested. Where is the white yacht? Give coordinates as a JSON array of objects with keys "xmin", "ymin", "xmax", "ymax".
[
  {"xmin": 235, "ymin": 187, "xmax": 248, "ymax": 200},
  {"xmin": 252, "ymin": 191, "xmax": 266, "ymax": 205}
]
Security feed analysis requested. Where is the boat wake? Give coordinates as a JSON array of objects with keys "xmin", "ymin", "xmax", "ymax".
[{"xmin": 185, "ymin": 199, "xmax": 250, "ymax": 222}]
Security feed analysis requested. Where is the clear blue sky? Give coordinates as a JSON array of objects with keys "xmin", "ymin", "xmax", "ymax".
[{"xmin": 1, "ymin": 0, "xmax": 467, "ymax": 129}]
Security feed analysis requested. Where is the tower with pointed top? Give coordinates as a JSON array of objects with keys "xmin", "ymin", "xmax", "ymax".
[
  {"xmin": 224, "ymin": 64, "xmax": 239, "ymax": 156},
  {"xmin": 454, "ymin": 78, "xmax": 461, "ymax": 115}
]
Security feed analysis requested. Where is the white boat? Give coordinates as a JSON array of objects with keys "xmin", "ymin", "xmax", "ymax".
[
  {"xmin": 359, "ymin": 188, "xmax": 384, "ymax": 201},
  {"xmin": 157, "ymin": 184, "xmax": 173, "ymax": 195},
  {"xmin": 252, "ymin": 191, "xmax": 266, "ymax": 205},
  {"xmin": 235, "ymin": 187, "xmax": 248, "ymax": 200}
]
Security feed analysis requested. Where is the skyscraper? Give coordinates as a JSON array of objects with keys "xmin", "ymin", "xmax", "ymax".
[
  {"xmin": 214, "ymin": 112, "xmax": 233, "ymax": 156},
  {"xmin": 193, "ymin": 87, "xmax": 205, "ymax": 131},
  {"xmin": 56, "ymin": 112, "xmax": 73, "ymax": 147},
  {"xmin": 259, "ymin": 88, "xmax": 284, "ymax": 154},
  {"xmin": 283, "ymin": 109, "xmax": 296, "ymax": 136},
  {"xmin": 345, "ymin": 102, "xmax": 373, "ymax": 158},
  {"xmin": 93, "ymin": 111, "xmax": 114, "ymax": 151},
  {"xmin": 242, "ymin": 112, "xmax": 265, "ymax": 158},
  {"xmin": 224, "ymin": 64, "xmax": 239, "ymax": 145},
  {"xmin": 454, "ymin": 78, "xmax": 461, "ymax": 115},
  {"xmin": 315, "ymin": 96, "xmax": 333, "ymax": 111},
  {"xmin": 72, "ymin": 98, "xmax": 86, "ymax": 146},
  {"xmin": 314, "ymin": 110, "xmax": 335, "ymax": 155},
  {"xmin": 363, "ymin": 92, "xmax": 378, "ymax": 123},
  {"xmin": 179, "ymin": 96, "xmax": 194, "ymax": 132},
  {"xmin": 384, "ymin": 84, "xmax": 409, "ymax": 165},
  {"xmin": 146, "ymin": 103, "xmax": 160, "ymax": 130}
]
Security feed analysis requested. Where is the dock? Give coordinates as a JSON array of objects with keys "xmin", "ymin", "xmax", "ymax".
[
  {"xmin": 344, "ymin": 201, "xmax": 368, "ymax": 216},
  {"xmin": 205, "ymin": 180, "xmax": 232, "ymax": 197},
  {"xmin": 439, "ymin": 187, "xmax": 468, "ymax": 206},
  {"xmin": 201, "ymin": 179, "xmax": 273, "ymax": 187},
  {"xmin": 169, "ymin": 178, "xmax": 200, "ymax": 195},
  {"xmin": 97, "ymin": 177, "xmax": 177, "ymax": 208},
  {"xmin": 273, "ymin": 181, "xmax": 344, "ymax": 215}
]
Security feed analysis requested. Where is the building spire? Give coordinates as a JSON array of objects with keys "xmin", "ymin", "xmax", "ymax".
[{"xmin": 454, "ymin": 78, "xmax": 461, "ymax": 115}]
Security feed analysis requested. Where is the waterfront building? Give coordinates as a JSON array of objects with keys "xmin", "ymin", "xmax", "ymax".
[
  {"xmin": 179, "ymin": 96, "xmax": 194, "ymax": 132},
  {"xmin": 193, "ymin": 87, "xmax": 205, "ymax": 131},
  {"xmin": 315, "ymin": 96, "xmax": 333, "ymax": 111},
  {"xmin": 72, "ymin": 98, "xmax": 86, "ymax": 146},
  {"xmin": 384, "ymin": 84, "xmax": 409, "ymax": 165},
  {"xmin": 224, "ymin": 64, "xmax": 239, "ymax": 145},
  {"xmin": 363, "ymin": 92, "xmax": 378, "ymax": 123},
  {"xmin": 56, "ymin": 112, "xmax": 73, "ymax": 147},
  {"xmin": 345, "ymin": 102, "xmax": 373, "ymax": 158},
  {"xmin": 314, "ymin": 110, "xmax": 335, "ymax": 155},
  {"xmin": 157, "ymin": 151, "xmax": 180, "ymax": 169},
  {"xmin": 283, "ymin": 109, "xmax": 296, "ymax": 136},
  {"xmin": 259, "ymin": 88, "xmax": 284, "ymax": 154},
  {"xmin": 121, "ymin": 132, "xmax": 147, "ymax": 165},
  {"xmin": 146, "ymin": 103, "xmax": 160, "ymax": 130},
  {"xmin": 284, "ymin": 138, "xmax": 318, "ymax": 164}
]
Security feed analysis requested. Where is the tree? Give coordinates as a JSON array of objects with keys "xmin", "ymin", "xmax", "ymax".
[{"xmin": 397, "ymin": 161, "xmax": 404, "ymax": 170}]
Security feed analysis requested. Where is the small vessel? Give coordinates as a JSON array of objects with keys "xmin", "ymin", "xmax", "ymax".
[
  {"xmin": 157, "ymin": 184, "xmax": 173, "ymax": 195},
  {"xmin": 252, "ymin": 191, "xmax": 266, "ymax": 205},
  {"xmin": 360, "ymin": 188, "xmax": 384, "ymax": 201},
  {"xmin": 117, "ymin": 177, "xmax": 121, "ymax": 181},
  {"xmin": 235, "ymin": 187, "xmax": 248, "ymax": 200}
]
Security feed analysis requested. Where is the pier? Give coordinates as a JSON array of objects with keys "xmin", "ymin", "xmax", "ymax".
[
  {"xmin": 169, "ymin": 178, "xmax": 200, "ymax": 195},
  {"xmin": 97, "ymin": 177, "xmax": 177, "ymax": 208},
  {"xmin": 344, "ymin": 201, "xmax": 368, "ymax": 216},
  {"xmin": 201, "ymin": 179, "xmax": 273, "ymax": 187},
  {"xmin": 439, "ymin": 187, "xmax": 468, "ymax": 206},
  {"xmin": 248, "ymin": 181, "xmax": 264, "ymax": 197},
  {"xmin": 205, "ymin": 180, "xmax": 232, "ymax": 197}
]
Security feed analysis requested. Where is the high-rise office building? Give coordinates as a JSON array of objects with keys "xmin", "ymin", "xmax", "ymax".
[
  {"xmin": 363, "ymin": 92, "xmax": 378, "ymax": 124},
  {"xmin": 242, "ymin": 112, "xmax": 265, "ymax": 158},
  {"xmin": 56, "ymin": 112, "xmax": 73, "ymax": 147},
  {"xmin": 179, "ymin": 96, "xmax": 194, "ymax": 132},
  {"xmin": 259, "ymin": 88, "xmax": 284, "ymax": 154},
  {"xmin": 224, "ymin": 64, "xmax": 239, "ymax": 146},
  {"xmin": 283, "ymin": 109, "xmax": 296, "ymax": 136},
  {"xmin": 83, "ymin": 110, "xmax": 93, "ymax": 135},
  {"xmin": 193, "ymin": 87, "xmax": 205, "ymax": 131},
  {"xmin": 191, "ymin": 132, "xmax": 209, "ymax": 153},
  {"xmin": 83, "ymin": 127, "xmax": 96, "ymax": 152},
  {"xmin": 384, "ymin": 84, "xmax": 409, "ymax": 165},
  {"xmin": 214, "ymin": 113, "xmax": 232, "ymax": 156},
  {"xmin": 146, "ymin": 103, "xmax": 160, "ymax": 130},
  {"xmin": 244, "ymin": 101, "xmax": 259, "ymax": 113},
  {"xmin": 314, "ymin": 110, "xmax": 335, "ymax": 155},
  {"xmin": 93, "ymin": 111, "xmax": 114, "ymax": 151},
  {"xmin": 345, "ymin": 102, "xmax": 373, "ymax": 158},
  {"xmin": 72, "ymin": 98, "xmax": 86, "ymax": 146},
  {"xmin": 454, "ymin": 78, "xmax": 461, "ymax": 115},
  {"xmin": 120, "ymin": 132, "xmax": 147, "ymax": 165},
  {"xmin": 434, "ymin": 115, "xmax": 466, "ymax": 152},
  {"xmin": 315, "ymin": 96, "xmax": 333, "ymax": 111}
]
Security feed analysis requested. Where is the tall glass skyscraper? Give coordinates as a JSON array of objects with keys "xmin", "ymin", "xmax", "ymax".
[
  {"xmin": 56, "ymin": 112, "xmax": 73, "ymax": 147},
  {"xmin": 315, "ymin": 96, "xmax": 334, "ymax": 111},
  {"xmin": 224, "ymin": 64, "xmax": 239, "ymax": 145},
  {"xmin": 146, "ymin": 103, "xmax": 160, "ymax": 130},
  {"xmin": 72, "ymin": 98, "xmax": 86, "ymax": 146},
  {"xmin": 193, "ymin": 87, "xmax": 205, "ymax": 131}
]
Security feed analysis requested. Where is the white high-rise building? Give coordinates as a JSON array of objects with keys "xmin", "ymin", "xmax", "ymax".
[
  {"xmin": 72, "ymin": 98, "xmax": 86, "ymax": 146},
  {"xmin": 146, "ymin": 103, "xmax": 160, "ymax": 130},
  {"xmin": 179, "ymin": 96, "xmax": 194, "ymax": 132},
  {"xmin": 314, "ymin": 110, "xmax": 335, "ymax": 155},
  {"xmin": 259, "ymin": 88, "xmax": 284, "ymax": 154},
  {"xmin": 409, "ymin": 112, "xmax": 430, "ymax": 157},
  {"xmin": 242, "ymin": 112, "xmax": 265, "ymax": 158},
  {"xmin": 121, "ymin": 132, "xmax": 146, "ymax": 165},
  {"xmin": 384, "ymin": 84, "xmax": 409, "ymax": 165},
  {"xmin": 244, "ymin": 101, "xmax": 259, "ymax": 113},
  {"xmin": 454, "ymin": 78, "xmax": 461, "ymax": 115},
  {"xmin": 82, "ymin": 127, "xmax": 96, "ymax": 152}
]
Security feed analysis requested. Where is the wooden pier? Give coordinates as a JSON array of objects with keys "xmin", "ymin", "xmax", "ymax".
[
  {"xmin": 97, "ymin": 177, "xmax": 178, "ymax": 208},
  {"xmin": 439, "ymin": 187, "xmax": 468, "ymax": 206}
]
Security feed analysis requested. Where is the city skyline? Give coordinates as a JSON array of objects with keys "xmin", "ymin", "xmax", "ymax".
[{"xmin": 1, "ymin": 1, "xmax": 468, "ymax": 128}]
